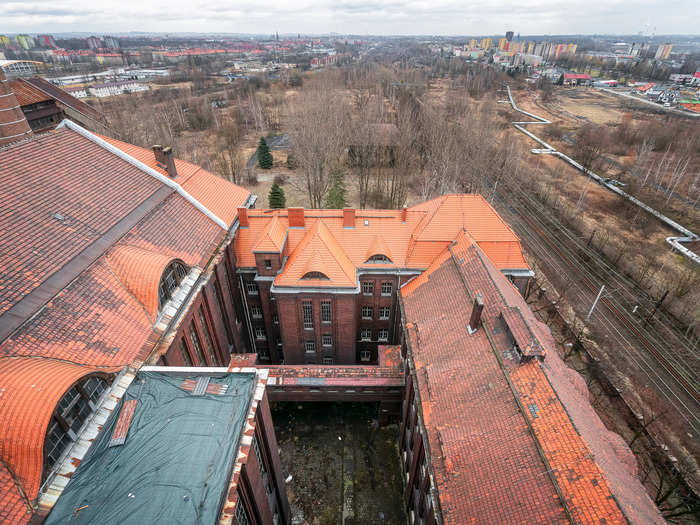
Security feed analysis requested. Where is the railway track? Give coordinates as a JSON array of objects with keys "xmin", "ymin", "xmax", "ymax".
[{"xmin": 493, "ymin": 184, "xmax": 700, "ymax": 436}]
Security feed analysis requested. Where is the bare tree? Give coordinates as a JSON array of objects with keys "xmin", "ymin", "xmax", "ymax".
[{"xmin": 288, "ymin": 82, "xmax": 350, "ymax": 208}]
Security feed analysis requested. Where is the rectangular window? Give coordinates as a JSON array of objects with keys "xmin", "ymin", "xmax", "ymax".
[
  {"xmin": 273, "ymin": 312, "xmax": 279, "ymax": 324},
  {"xmin": 379, "ymin": 306, "xmax": 391, "ymax": 320},
  {"xmin": 362, "ymin": 281, "xmax": 374, "ymax": 295},
  {"xmin": 255, "ymin": 327, "xmax": 266, "ymax": 340},
  {"xmin": 361, "ymin": 305, "xmax": 373, "ymax": 320},
  {"xmin": 302, "ymin": 301, "xmax": 313, "ymax": 330},
  {"xmin": 246, "ymin": 282, "xmax": 258, "ymax": 295},
  {"xmin": 265, "ymin": 259, "xmax": 272, "ymax": 270},
  {"xmin": 321, "ymin": 300, "xmax": 331, "ymax": 323},
  {"xmin": 251, "ymin": 304, "xmax": 263, "ymax": 319},
  {"xmin": 197, "ymin": 308, "xmax": 218, "ymax": 365},
  {"xmin": 323, "ymin": 357, "xmax": 335, "ymax": 365},
  {"xmin": 360, "ymin": 328, "xmax": 372, "ymax": 341},
  {"xmin": 378, "ymin": 328, "xmax": 389, "ymax": 342},
  {"xmin": 235, "ymin": 502, "xmax": 251, "ymax": 525},
  {"xmin": 188, "ymin": 325, "xmax": 206, "ymax": 366},
  {"xmin": 381, "ymin": 282, "xmax": 393, "ymax": 296},
  {"xmin": 360, "ymin": 350, "xmax": 372, "ymax": 361},
  {"xmin": 322, "ymin": 334, "xmax": 332, "ymax": 347},
  {"xmin": 304, "ymin": 341, "xmax": 315, "ymax": 353},
  {"xmin": 178, "ymin": 339, "xmax": 192, "ymax": 366}
]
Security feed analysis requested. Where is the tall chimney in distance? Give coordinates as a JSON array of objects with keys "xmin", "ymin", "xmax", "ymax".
[{"xmin": 0, "ymin": 69, "xmax": 32, "ymax": 146}]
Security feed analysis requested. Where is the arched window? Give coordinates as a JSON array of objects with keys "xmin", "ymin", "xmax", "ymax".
[
  {"xmin": 365, "ymin": 254, "xmax": 392, "ymax": 264},
  {"xmin": 158, "ymin": 260, "xmax": 188, "ymax": 309},
  {"xmin": 44, "ymin": 375, "xmax": 112, "ymax": 476},
  {"xmin": 301, "ymin": 271, "xmax": 330, "ymax": 280}
]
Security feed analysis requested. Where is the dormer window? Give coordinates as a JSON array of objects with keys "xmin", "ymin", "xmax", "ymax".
[
  {"xmin": 44, "ymin": 375, "xmax": 111, "ymax": 476},
  {"xmin": 158, "ymin": 261, "xmax": 188, "ymax": 309},
  {"xmin": 301, "ymin": 271, "xmax": 330, "ymax": 280},
  {"xmin": 365, "ymin": 254, "xmax": 392, "ymax": 264}
]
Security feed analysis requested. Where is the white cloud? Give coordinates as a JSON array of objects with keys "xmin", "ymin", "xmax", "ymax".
[{"xmin": 0, "ymin": 0, "xmax": 697, "ymax": 34}]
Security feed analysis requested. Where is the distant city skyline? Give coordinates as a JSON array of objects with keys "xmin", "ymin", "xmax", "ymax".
[{"xmin": 2, "ymin": 0, "xmax": 698, "ymax": 36}]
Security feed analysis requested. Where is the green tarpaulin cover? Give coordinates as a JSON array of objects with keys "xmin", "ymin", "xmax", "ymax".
[{"xmin": 45, "ymin": 371, "xmax": 255, "ymax": 525}]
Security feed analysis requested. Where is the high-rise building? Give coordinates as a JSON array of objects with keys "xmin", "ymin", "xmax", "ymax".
[
  {"xmin": 480, "ymin": 37, "xmax": 492, "ymax": 49},
  {"xmin": 505, "ymin": 31, "xmax": 514, "ymax": 42},
  {"xmin": 468, "ymin": 38, "xmax": 477, "ymax": 48},
  {"xmin": 103, "ymin": 36, "xmax": 120, "ymax": 49},
  {"xmin": 498, "ymin": 37, "xmax": 508, "ymax": 51},
  {"xmin": 655, "ymin": 43, "xmax": 672, "ymax": 60},
  {"xmin": 0, "ymin": 35, "xmax": 10, "ymax": 49},
  {"xmin": 37, "ymin": 34, "xmax": 57, "ymax": 48},
  {"xmin": 15, "ymin": 34, "xmax": 35, "ymax": 50},
  {"xmin": 86, "ymin": 36, "xmax": 103, "ymax": 49},
  {"xmin": 526, "ymin": 41, "xmax": 535, "ymax": 54}
]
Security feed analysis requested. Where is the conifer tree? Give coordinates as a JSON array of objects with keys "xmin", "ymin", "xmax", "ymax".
[
  {"xmin": 325, "ymin": 169, "xmax": 347, "ymax": 209},
  {"xmin": 268, "ymin": 181, "xmax": 286, "ymax": 209},
  {"xmin": 257, "ymin": 137, "xmax": 273, "ymax": 169}
]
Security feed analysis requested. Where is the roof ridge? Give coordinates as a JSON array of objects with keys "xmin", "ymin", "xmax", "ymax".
[{"xmin": 56, "ymin": 119, "xmax": 228, "ymax": 230}]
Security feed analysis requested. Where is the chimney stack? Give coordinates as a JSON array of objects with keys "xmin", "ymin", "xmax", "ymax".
[
  {"xmin": 0, "ymin": 69, "xmax": 33, "ymax": 147},
  {"xmin": 468, "ymin": 292, "xmax": 484, "ymax": 333},
  {"xmin": 343, "ymin": 208, "xmax": 355, "ymax": 228},
  {"xmin": 238, "ymin": 207, "xmax": 249, "ymax": 228},
  {"xmin": 288, "ymin": 208, "xmax": 305, "ymax": 228},
  {"xmin": 401, "ymin": 207, "xmax": 407, "ymax": 223},
  {"xmin": 152, "ymin": 144, "xmax": 178, "ymax": 178}
]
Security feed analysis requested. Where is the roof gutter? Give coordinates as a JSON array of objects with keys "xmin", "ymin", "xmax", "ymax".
[{"xmin": 56, "ymin": 119, "xmax": 229, "ymax": 230}]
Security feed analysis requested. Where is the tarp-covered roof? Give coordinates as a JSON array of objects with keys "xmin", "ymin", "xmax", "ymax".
[{"xmin": 45, "ymin": 371, "xmax": 255, "ymax": 525}]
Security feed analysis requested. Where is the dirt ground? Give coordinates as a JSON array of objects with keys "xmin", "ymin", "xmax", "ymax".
[{"xmin": 272, "ymin": 402, "xmax": 406, "ymax": 525}]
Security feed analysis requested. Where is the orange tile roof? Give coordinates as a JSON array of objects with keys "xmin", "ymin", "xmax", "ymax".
[
  {"xmin": 401, "ymin": 231, "xmax": 664, "ymax": 524},
  {"xmin": 0, "ymin": 127, "xmax": 252, "ymax": 521},
  {"xmin": 0, "ymin": 463, "xmax": 30, "ymax": 525},
  {"xmin": 8, "ymin": 79, "xmax": 51, "ymax": 106},
  {"xmin": 0, "ymin": 358, "xmax": 118, "ymax": 504},
  {"xmin": 235, "ymin": 195, "xmax": 529, "ymax": 287},
  {"xmin": 252, "ymin": 214, "xmax": 287, "ymax": 253},
  {"xmin": 274, "ymin": 220, "xmax": 356, "ymax": 288},
  {"xmin": 106, "ymin": 244, "xmax": 179, "ymax": 322},
  {"xmin": 99, "ymin": 135, "xmax": 251, "ymax": 227}
]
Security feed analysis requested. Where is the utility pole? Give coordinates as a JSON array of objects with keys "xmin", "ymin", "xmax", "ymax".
[
  {"xmin": 645, "ymin": 289, "xmax": 668, "ymax": 324},
  {"xmin": 586, "ymin": 284, "xmax": 605, "ymax": 322}
]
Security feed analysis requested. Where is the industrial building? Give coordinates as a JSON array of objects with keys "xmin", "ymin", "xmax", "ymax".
[{"xmin": 0, "ymin": 74, "xmax": 665, "ymax": 524}]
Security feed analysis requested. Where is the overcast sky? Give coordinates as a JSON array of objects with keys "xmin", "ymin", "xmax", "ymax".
[{"xmin": 2, "ymin": 0, "xmax": 698, "ymax": 36}]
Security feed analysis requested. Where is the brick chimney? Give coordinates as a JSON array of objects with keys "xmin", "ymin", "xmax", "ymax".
[
  {"xmin": 401, "ymin": 207, "xmax": 407, "ymax": 223},
  {"xmin": 238, "ymin": 207, "xmax": 249, "ymax": 228},
  {"xmin": 152, "ymin": 144, "xmax": 178, "ymax": 178},
  {"xmin": 0, "ymin": 69, "xmax": 32, "ymax": 147},
  {"xmin": 467, "ymin": 292, "xmax": 484, "ymax": 334},
  {"xmin": 288, "ymin": 208, "xmax": 305, "ymax": 228},
  {"xmin": 343, "ymin": 208, "xmax": 355, "ymax": 228}
]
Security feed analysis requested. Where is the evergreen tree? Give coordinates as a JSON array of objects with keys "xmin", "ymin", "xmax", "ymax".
[
  {"xmin": 257, "ymin": 137, "xmax": 273, "ymax": 169},
  {"xmin": 325, "ymin": 169, "xmax": 347, "ymax": 209},
  {"xmin": 268, "ymin": 181, "xmax": 286, "ymax": 209}
]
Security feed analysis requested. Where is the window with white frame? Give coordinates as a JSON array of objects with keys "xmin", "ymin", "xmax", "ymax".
[
  {"xmin": 302, "ymin": 301, "xmax": 313, "ymax": 330},
  {"xmin": 362, "ymin": 281, "xmax": 374, "ymax": 295},
  {"xmin": 381, "ymin": 282, "xmax": 393, "ymax": 296},
  {"xmin": 321, "ymin": 300, "xmax": 331, "ymax": 323},
  {"xmin": 360, "ymin": 350, "xmax": 372, "ymax": 361},
  {"xmin": 322, "ymin": 334, "xmax": 332, "ymax": 347},
  {"xmin": 246, "ymin": 282, "xmax": 258, "ymax": 295},
  {"xmin": 378, "ymin": 328, "xmax": 389, "ymax": 342},
  {"xmin": 264, "ymin": 259, "xmax": 272, "ymax": 270},
  {"xmin": 255, "ymin": 327, "xmax": 266, "ymax": 340},
  {"xmin": 361, "ymin": 305, "xmax": 373, "ymax": 319},
  {"xmin": 379, "ymin": 306, "xmax": 391, "ymax": 320},
  {"xmin": 250, "ymin": 304, "xmax": 263, "ymax": 319},
  {"xmin": 360, "ymin": 328, "xmax": 372, "ymax": 341},
  {"xmin": 304, "ymin": 341, "xmax": 315, "ymax": 353}
]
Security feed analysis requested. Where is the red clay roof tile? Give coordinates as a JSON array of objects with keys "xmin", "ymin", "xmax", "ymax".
[
  {"xmin": 0, "ymin": 463, "xmax": 30, "ymax": 525},
  {"xmin": 0, "ymin": 358, "xmax": 118, "ymax": 503}
]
